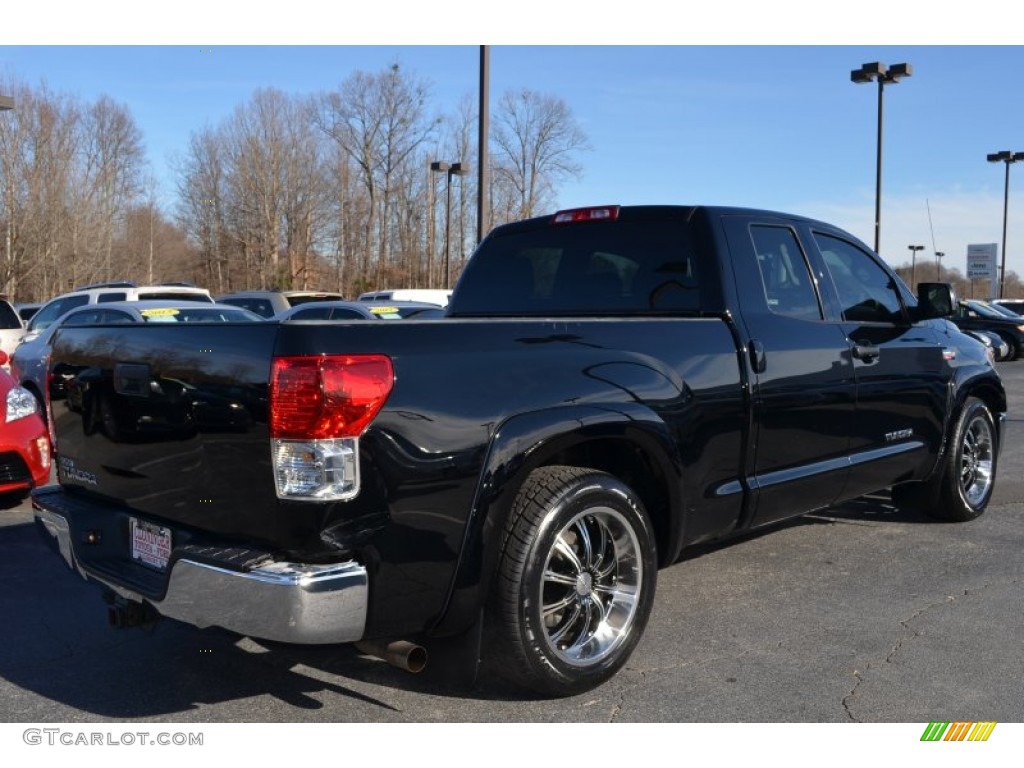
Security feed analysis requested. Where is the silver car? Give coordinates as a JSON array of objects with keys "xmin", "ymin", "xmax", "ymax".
[{"xmin": 11, "ymin": 300, "xmax": 260, "ymax": 414}]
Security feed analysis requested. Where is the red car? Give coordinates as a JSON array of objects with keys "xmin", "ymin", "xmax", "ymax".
[{"xmin": 0, "ymin": 350, "xmax": 51, "ymax": 496}]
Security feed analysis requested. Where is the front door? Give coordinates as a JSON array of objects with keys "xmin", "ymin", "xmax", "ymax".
[{"xmin": 810, "ymin": 231, "xmax": 950, "ymax": 498}]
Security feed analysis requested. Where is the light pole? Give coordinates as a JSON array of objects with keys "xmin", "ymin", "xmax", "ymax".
[
  {"xmin": 430, "ymin": 160, "xmax": 467, "ymax": 287},
  {"xmin": 987, "ymin": 151, "xmax": 1024, "ymax": 299},
  {"xmin": 935, "ymin": 251, "xmax": 945, "ymax": 281},
  {"xmin": 2, "ymin": 95, "xmax": 13, "ymax": 292},
  {"xmin": 908, "ymin": 244, "xmax": 924, "ymax": 289},
  {"xmin": 851, "ymin": 61, "xmax": 912, "ymax": 255},
  {"xmin": 477, "ymin": 45, "xmax": 490, "ymax": 246}
]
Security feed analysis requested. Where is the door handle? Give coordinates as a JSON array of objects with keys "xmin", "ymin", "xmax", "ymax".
[{"xmin": 852, "ymin": 343, "xmax": 880, "ymax": 362}]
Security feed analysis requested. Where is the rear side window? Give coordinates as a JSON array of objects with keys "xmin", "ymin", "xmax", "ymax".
[
  {"xmin": 451, "ymin": 219, "xmax": 702, "ymax": 315},
  {"xmin": 97, "ymin": 292, "xmax": 128, "ymax": 303},
  {"xmin": 750, "ymin": 225, "xmax": 822, "ymax": 321},
  {"xmin": 138, "ymin": 291, "xmax": 213, "ymax": 303},
  {"xmin": 221, "ymin": 298, "xmax": 275, "ymax": 317},
  {"xmin": 287, "ymin": 294, "xmax": 344, "ymax": 306}
]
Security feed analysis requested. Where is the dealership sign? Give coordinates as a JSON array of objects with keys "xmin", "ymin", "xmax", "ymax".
[{"xmin": 966, "ymin": 243, "xmax": 998, "ymax": 282}]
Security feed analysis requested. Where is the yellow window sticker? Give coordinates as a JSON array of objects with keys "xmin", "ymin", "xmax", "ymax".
[{"xmin": 141, "ymin": 308, "xmax": 181, "ymax": 318}]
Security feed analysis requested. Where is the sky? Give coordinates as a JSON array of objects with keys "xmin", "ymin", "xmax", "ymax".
[{"xmin": 2, "ymin": 4, "xmax": 1024, "ymax": 282}]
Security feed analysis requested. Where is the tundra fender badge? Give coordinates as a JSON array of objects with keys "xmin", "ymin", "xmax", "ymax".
[{"xmin": 885, "ymin": 428, "xmax": 914, "ymax": 442}]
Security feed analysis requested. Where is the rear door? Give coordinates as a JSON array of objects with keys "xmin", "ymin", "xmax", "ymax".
[{"xmin": 723, "ymin": 216, "xmax": 856, "ymax": 527}]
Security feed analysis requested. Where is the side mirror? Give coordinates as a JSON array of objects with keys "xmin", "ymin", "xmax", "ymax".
[{"xmin": 916, "ymin": 282, "xmax": 956, "ymax": 319}]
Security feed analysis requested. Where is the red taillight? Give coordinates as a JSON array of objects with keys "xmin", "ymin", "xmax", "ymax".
[
  {"xmin": 551, "ymin": 206, "xmax": 620, "ymax": 225},
  {"xmin": 270, "ymin": 355, "xmax": 394, "ymax": 439}
]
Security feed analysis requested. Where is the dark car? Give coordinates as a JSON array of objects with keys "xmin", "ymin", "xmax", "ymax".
[
  {"xmin": 273, "ymin": 299, "xmax": 445, "ymax": 321},
  {"xmin": 950, "ymin": 299, "xmax": 1024, "ymax": 360},
  {"xmin": 216, "ymin": 290, "xmax": 346, "ymax": 318},
  {"xmin": 992, "ymin": 298, "xmax": 1024, "ymax": 315},
  {"xmin": 963, "ymin": 329, "xmax": 1010, "ymax": 362}
]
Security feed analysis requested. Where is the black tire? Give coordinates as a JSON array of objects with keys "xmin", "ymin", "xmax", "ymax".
[
  {"xmin": 484, "ymin": 465, "xmax": 657, "ymax": 697},
  {"xmin": 893, "ymin": 398, "xmax": 997, "ymax": 522}
]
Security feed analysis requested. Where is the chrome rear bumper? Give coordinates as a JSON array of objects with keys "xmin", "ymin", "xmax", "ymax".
[{"xmin": 33, "ymin": 496, "xmax": 367, "ymax": 645}]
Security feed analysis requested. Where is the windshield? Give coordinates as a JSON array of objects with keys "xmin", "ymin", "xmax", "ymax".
[
  {"xmin": 988, "ymin": 302, "xmax": 1022, "ymax": 318},
  {"xmin": 965, "ymin": 300, "xmax": 1009, "ymax": 319},
  {"xmin": 140, "ymin": 307, "xmax": 261, "ymax": 322}
]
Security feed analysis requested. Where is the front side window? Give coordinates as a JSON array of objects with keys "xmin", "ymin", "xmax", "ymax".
[
  {"xmin": 816, "ymin": 234, "xmax": 904, "ymax": 323},
  {"xmin": 750, "ymin": 225, "xmax": 821, "ymax": 321}
]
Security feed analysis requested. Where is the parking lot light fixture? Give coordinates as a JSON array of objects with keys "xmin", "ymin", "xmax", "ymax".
[
  {"xmin": 987, "ymin": 151, "xmax": 1024, "ymax": 299},
  {"xmin": 851, "ymin": 62, "xmax": 912, "ymax": 255},
  {"xmin": 908, "ymin": 244, "xmax": 924, "ymax": 288},
  {"xmin": 431, "ymin": 161, "xmax": 467, "ymax": 288},
  {"xmin": 936, "ymin": 251, "xmax": 945, "ymax": 281}
]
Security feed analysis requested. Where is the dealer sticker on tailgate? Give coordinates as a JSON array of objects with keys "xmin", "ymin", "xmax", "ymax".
[{"xmin": 130, "ymin": 518, "xmax": 172, "ymax": 571}]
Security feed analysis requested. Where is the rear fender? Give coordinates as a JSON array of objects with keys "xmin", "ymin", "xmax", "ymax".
[{"xmin": 429, "ymin": 402, "xmax": 684, "ymax": 638}]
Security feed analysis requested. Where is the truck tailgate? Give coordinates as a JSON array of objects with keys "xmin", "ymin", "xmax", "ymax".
[{"xmin": 49, "ymin": 322, "xmax": 280, "ymax": 542}]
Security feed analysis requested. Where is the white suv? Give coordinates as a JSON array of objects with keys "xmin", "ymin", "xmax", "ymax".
[{"xmin": 23, "ymin": 282, "xmax": 213, "ymax": 343}]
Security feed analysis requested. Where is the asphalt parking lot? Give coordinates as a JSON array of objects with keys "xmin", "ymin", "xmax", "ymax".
[{"xmin": 1, "ymin": 363, "xmax": 1022, "ymax": 724}]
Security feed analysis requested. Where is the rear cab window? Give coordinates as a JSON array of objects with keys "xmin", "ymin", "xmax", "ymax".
[{"xmin": 449, "ymin": 208, "xmax": 709, "ymax": 316}]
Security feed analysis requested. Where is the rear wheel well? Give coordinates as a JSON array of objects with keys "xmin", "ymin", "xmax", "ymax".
[{"xmin": 536, "ymin": 438, "xmax": 674, "ymax": 566}]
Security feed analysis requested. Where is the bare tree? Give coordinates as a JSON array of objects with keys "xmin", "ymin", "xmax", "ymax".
[
  {"xmin": 176, "ymin": 127, "xmax": 231, "ymax": 292},
  {"xmin": 0, "ymin": 81, "xmax": 84, "ymax": 297},
  {"xmin": 315, "ymin": 63, "xmax": 437, "ymax": 289},
  {"xmin": 491, "ymin": 89, "xmax": 589, "ymax": 223},
  {"xmin": 81, "ymin": 95, "xmax": 145, "ymax": 282},
  {"xmin": 176, "ymin": 91, "xmax": 334, "ymax": 292}
]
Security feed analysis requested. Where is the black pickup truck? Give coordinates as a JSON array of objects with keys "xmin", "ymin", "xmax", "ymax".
[{"xmin": 33, "ymin": 205, "xmax": 1005, "ymax": 697}]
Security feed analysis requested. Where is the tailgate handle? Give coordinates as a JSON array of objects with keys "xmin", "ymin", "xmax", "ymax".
[{"xmin": 113, "ymin": 363, "xmax": 151, "ymax": 397}]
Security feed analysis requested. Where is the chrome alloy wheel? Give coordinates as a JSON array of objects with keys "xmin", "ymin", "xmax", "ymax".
[
  {"xmin": 539, "ymin": 506, "xmax": 642, "ymax": 666},
  {"xmin": 960, "ymin": 413, "xmax": 995, "ymax": 506}
]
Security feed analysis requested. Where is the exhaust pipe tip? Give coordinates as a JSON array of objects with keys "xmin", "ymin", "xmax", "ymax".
[{"xmin": 356, "ymin": 639, "xmax": 428, "ymax": 674}]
